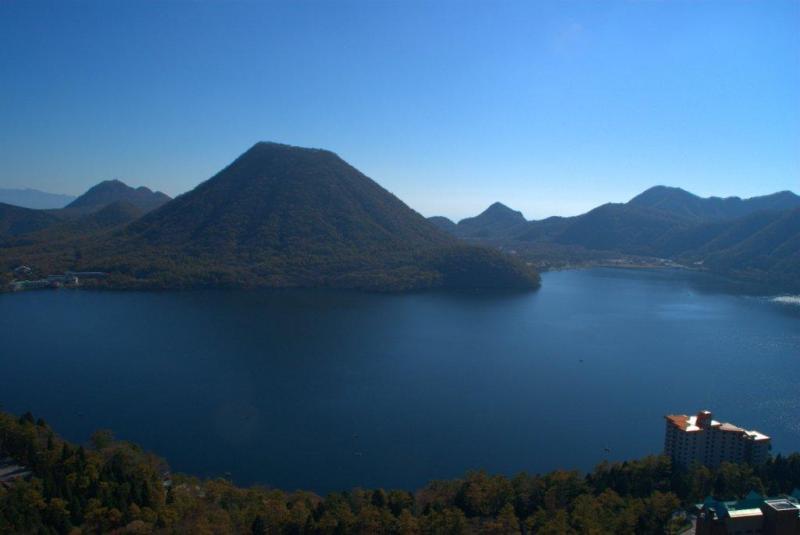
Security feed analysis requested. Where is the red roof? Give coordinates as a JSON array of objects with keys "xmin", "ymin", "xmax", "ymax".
[{"xmin": 666, "ymin": 414, "xmax": 689, "ymax": 430}]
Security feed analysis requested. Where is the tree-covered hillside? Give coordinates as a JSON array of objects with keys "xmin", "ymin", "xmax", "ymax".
[
  {"xmin": 2, "ymin": 409, "xmax": 799, "ymax": 534},
  {"xmin": 432, "ymin": 186, "xmax": 800, "ymax": 292},
  {"xmin": 1, "ymin": 143, "xmax": 540, "ymax": 291},
  {"xmin": 0, "ymin": 203, "xmax": 60, "ymax": 238}
]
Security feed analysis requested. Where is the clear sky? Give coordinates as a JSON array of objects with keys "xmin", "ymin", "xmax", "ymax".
[{"xmin": 1, "ymin": 0, "xmax": 798, "ymax": 220}]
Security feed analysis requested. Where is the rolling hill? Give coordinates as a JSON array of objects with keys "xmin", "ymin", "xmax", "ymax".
[
  {"xmin": 0, "ymin": 203, "xmax": 60, "ymax": 237},
  {"xmin": 1, "ymin": 201, "xmax": 145, "ymax": 249}
]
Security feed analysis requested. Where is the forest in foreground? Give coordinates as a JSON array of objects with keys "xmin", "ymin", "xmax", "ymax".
[{"xmin": 1, "ymin": 410, "xmax": 799, "ymax": 534}]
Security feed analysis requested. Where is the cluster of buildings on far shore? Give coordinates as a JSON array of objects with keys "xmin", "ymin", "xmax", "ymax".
[
  {"xmin": 665, "ymin": 409, "xmax": 800, "ymax": 535},
  {"xmin": 8, "ymin": 265, "xmax": 107, "ymax": 291}
]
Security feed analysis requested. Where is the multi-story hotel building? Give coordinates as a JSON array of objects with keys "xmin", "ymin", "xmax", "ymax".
[{"xmin": 664, "ymin": 410, "xmax": 770, "ymax": 468}]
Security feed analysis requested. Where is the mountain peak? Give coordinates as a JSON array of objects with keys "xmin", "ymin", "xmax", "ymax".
[
  {"xmin": 483, "ymin": 202, "xmax": 524, "ymax": 218},
  {"xmin": 67, "ymin": 180, "xmax": 170, "ymax": 213},
  {"xmin": 630, "ymin": 185, "xmax": 699, "ymax": 204},
  {"xmin": 243, "ymin": 141, "xmax": 339, "ymax": 160}
]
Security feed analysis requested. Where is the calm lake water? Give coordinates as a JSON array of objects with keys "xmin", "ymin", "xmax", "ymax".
[{"xmin": 1, "ymin": 268, "xmax": 799, "ymax": 493}]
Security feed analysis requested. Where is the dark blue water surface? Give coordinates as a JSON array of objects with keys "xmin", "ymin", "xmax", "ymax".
[{"xmin": 1, "ymin": 268, "xmax": 798, "ymax": 493}]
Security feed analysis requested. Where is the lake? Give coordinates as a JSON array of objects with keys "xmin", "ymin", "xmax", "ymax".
[{"xmin": 1, "ymin": 268, "xmax": 798, "ymax": 493}]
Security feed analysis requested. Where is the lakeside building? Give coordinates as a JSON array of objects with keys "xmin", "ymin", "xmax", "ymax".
[
  {"xmin": 695, "ymin": 491, "xmax": 800, "ymax": 535},
  {"xmin": 664, "ymin": 410, "xmax": 770, "ymax": 468}
]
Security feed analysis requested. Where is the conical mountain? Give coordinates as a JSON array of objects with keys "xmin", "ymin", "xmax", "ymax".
[
  {"xmin": 82, "ymin": 142, "xmax": 539, "ymax": 290},
  {"xmin": 127, "ymin": 143, "xmax": 450, "ymax": 252}
]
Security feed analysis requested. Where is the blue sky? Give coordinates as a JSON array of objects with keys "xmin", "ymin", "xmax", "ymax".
[{"xmin": 1, "ymin": 1, "xmax": 798, "ymax": 220}]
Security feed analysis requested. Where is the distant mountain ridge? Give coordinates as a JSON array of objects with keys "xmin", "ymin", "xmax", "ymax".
[
  {"xmin": 431, "ymin": 185, "xmax": 800, "ymax": 292},
  {"xmin": 0, "ymin": 188, "xmax": 76, "ymax": 209},
  {"xmin": 628, "ymin": 186, "xmax": 800, "ymax": 221},
  {"xmin": 66, "ymin": 180, "xmax": 170, "ymax": 213}
]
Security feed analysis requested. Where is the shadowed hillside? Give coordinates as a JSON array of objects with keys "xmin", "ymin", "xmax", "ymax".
[
  {"xmin": 0, "ymin": 203, "xmax": 60, "ymax": 237},
  {"xmin": 1, "ymin": 201, "xmax": 144, "ymax": 249},
  {"xmin": 66, "ymin": 179, "xmax": 171, "ymax": 213}
]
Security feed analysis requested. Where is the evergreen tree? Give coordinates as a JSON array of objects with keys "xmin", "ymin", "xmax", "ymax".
[{"xmin": 251, "ymin": 514, "xmax": 267, "ymax": 535}]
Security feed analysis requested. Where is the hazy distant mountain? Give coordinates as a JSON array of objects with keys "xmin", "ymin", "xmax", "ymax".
[
  {"xmin": 628, "ymin": 186, "xmax": 800, "ymax": 221},
  {"xmin": 3, "ymin": 143, "xmax": 539, "ymax": 291},
  {"xmin": 66, "ymin": 180, "xmax": 171, "ymax": 213},
  {"xmin": 0, "ymin": 188, "xmax": 75, "ymax": 209}
]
